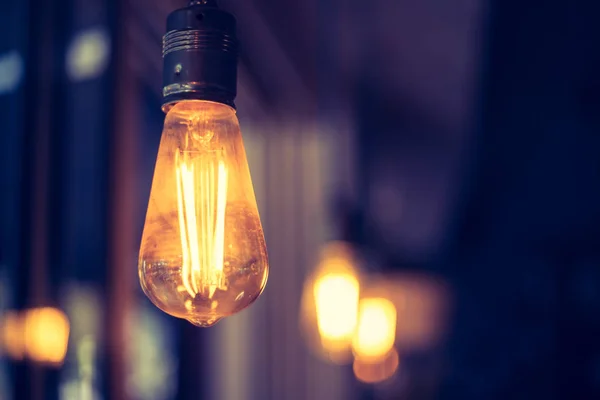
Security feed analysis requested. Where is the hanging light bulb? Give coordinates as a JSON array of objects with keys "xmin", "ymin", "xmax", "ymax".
[{"xmin": 139, "ymin": 0, "xmax": 268, "ymax": 327}]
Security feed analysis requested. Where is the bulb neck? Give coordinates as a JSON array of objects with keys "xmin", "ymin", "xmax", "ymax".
[{"xmin": 162, "ymin": 0, "xmax": 238, "ymax": 112}]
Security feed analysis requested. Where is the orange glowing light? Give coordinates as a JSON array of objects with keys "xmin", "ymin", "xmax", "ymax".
[
  {"xmin": 23, "ymin": 307, "xmax": 70, "ymax": 365},
  {"xmin": 1, "ymin": 311, "xmax": 25, "ymax": 360},
  {"xmin": 314, "ymin": 272, "xmax": 360, "ymax": 349},
  {"xmin": 352, "ymin": 297, "xmax": 397, "ymax": 362},
  {"xmin": 366, "ymin": 273, "xmax": 450, "ymax": 351},
  {"xmin": 299, "ymin": 241, "xmax": 362, "ymax": 364},
  {"xmin": 353, "ymin": 347, "xmax": 399, "ymax": 384}
]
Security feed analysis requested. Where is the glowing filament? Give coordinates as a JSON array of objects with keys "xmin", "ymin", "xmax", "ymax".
[{"xmin": 175, "ymin": 151, "xmax": 228, "ymax": 299}]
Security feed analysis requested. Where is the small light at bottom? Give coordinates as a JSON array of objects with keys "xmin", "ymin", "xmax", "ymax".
[{"xmin": 353, "ymin": 348, "xmax": 400, "ymax": 384}]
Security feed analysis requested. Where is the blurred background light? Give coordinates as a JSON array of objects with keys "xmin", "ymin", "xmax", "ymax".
[
  {"xmin": 300, "ymin": 241, "xmax": 361, "ymax": 364},
  {"xmin": 0, "ymin": 275, "xmax": 12, "ymax": 399},
  {"xmin": 352, "ymin": 347, "xmax": 400, "ymax": 384},
  {"xmin": 352, "ymin": 297, "xmax": 396, "ymax": 363},
  {"xmin": 63, "ymin": 285, "xmax": 101, "ymax": 345},
  {"xmin": 59, "ymin": 285, "xmax": 102, "ymax": 400},
  {"xmin": 23, "ymin": 307, "xmax": 70, "ymax": 365},
  {"xmin": 370, "ymin": 273, "xmax": 450, "ymax": 351},
  {"xmin": 1, "ymin": 310, "xmax": 25, "ymax": 361},
  {"xmin": 314, "ymin": 273, "xmax": 360, "ymax": 351},
  {"xmin": 125, "ymin": 305, "xmax": 177, "ymax": 400},
  {"xmin": 0, "ymin": 51, "xmax": 23, "ymax": 95},
  {"xmin": 66, "ymin": 28, "xmax": 110, "ymax": 82}
]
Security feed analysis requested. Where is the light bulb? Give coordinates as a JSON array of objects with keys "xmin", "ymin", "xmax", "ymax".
[{"xmin": 139, "ymin": 100, "xmax": 268, "ymax": 327}]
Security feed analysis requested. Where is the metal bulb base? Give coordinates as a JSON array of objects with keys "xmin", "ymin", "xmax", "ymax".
[{"xmin": 162, "ymin": 0, "xmax": 238, "ymax": 111}]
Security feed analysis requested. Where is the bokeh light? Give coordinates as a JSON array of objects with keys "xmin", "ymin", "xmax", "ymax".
[
  {"xmin": 352, "ymin": 347, "xmax": 399, "ymax": 384},
  {"xmin": 66, "ymin": 28, "xmax": 110, "ymax": 82},
  {"xmin": 300, "ymin": 241, "xmax": 361, "ymax": 364},
  {"xmin": 23, "ymin": 307, "xmax": 70, "ymax": 365},
  {"xmin": 314, "ymin": 272, "xmax": 360, "ymax": 352},
  {"xmin": 0, "ymin": 51, "xmax": 23, "ymax": 95},
  {"xmin": 368, "ymin": 273, "xmax": 450, "ymax": 351},
  {"xmin": 1, "ymin": 311, "xmax": 25, "ymax": 361},
  {"xmin": 352, "ymin": 297, "xmax": 397, "ymax": 362}
]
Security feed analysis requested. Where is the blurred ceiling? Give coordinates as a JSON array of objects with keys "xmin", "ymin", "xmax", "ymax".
[{"xmin": 129, "ymin": 0, "xmax": 484, "ymax": 129}]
